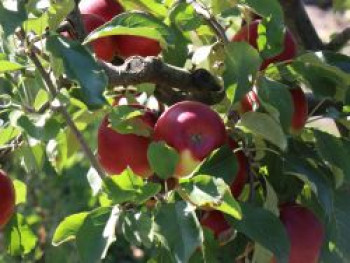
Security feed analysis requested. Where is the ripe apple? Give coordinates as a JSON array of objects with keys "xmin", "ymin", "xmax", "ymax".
[
  {"xmin": 153, "ymin": 101, "xmax": 227, "ymax": 178},
  {"xmin": 271, "ymin": 203, "xmax": 324, "ymax": 263},
  {"xmin": 97, "ymin": 104, "xmax": 157, "ymax": 177},
  {"xmin": 232, "ymin": 20, "xmax": 297, "ymax": 70},
  {"xmin": 79, "ymin": 0, "xmax": 124, "ymax": 21},
  {"xmin": 81, "ymin": 14, "xmax": 116, "ymax": 61},
  {"xmin": 115, "ymin": 35, "xmax": 162, "ymax": 58},
  {"xmin": 0, "ymin": 170, "xmax": 15, "ymax": 229},
  {"xmin": 237, "ymin": 86, "xmax": 308, "ymax": 133},
  {"xmin": 289, "ymin": 87, "xmax": 308, "ymax": 134},
  {"xmin": 200, "ymin": 210, "xmax": 231, "ymax": 239},
  {"xmin": 228, "ymin": 139, "xmax": 248, "ymax": 198},
  {"xmin": 237, "ymin": 89, "xmax": 260, "ymax": 114}
]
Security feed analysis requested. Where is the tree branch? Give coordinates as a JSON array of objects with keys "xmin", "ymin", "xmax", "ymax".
[
  {"xmin": 66, "ymin": 0, "xmax": 87, "ymax": 42},
  {"xmin": 279, "ymin": 0, "xmax": 323, "ymax": 51},
  {"xmin": 98, "ymin": 57, "xmax": 225, "ymax": 105},
  {"xmin": 17, "ymin": 29, "xmax": 107, "ymax": 179},
  {"xmin": 325, "ymin": 27, "xmax": 350, "ymax": 51}
]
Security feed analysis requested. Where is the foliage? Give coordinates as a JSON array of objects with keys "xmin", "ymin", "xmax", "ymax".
[{"xmin": 0, "ymin": 0, "xmax": 350, "ymax": 262}]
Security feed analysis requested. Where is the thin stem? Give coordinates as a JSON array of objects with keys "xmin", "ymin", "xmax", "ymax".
[
  {"xmin": 22, "ymin": 31, "xmax": 106, "ymax": 178},
  {"xmin": 189, "ymin": 0, "xmax": 229, "ymax": 44},
  {"xmin": 308, "ymin": 98, "xmax": 326, "ymax": 118}
]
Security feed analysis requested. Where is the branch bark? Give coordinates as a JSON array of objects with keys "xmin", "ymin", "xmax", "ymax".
[
  {"xmin": 279, "ymin": 0, "xmax": 323, "ymax": 51},
  {"xmin": 325, "ymin": 27, "xmax": 350, "ymax": 51},
  {"xmin": 98, "ymin": 57, "xmax": 225, "ymax": 105}
]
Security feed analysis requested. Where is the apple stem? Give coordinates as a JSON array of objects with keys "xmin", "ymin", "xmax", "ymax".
[
  {"xmin": 20, "ymin": 28, "xmax": 107, "ymax": 179},
  {"xmin": 248, "ymin": 163, "xmax": 256, "ymax": 202}
]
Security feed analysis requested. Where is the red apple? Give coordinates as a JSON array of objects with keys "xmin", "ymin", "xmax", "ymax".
[
  {"xmin": 238, "ymin": 89, "xmax": 260, "ymax": 114},
  {"xmin": 115, "ymin": 35, "xmax": 162, "ymax": 58},
  {"xmin": 228, "ymin": 139, "xmax": 248, "ymax": 198},
  {"xmin": 289, "ymin": 87, "xmax": 308, "ymax": 134},
  {"xmin": 97, "ymin": 104, "xmax": 157, "ymax": 177},
  {"xmin": 232, "ymin": 20, "xmax": 297, "ymax": 70},
  {"xmin": 153, "ymin": 101, "xmax": 227, "ymax": 178},
  {"xmin": 81, "ymin": 14, "xmax": 116, "ymax": 61},
  {"xmin": 0, "ymin": 170, "xmax": 15, "ymax": 229},
  {"xmin": 271, "ymin": 203, "xmax": 324, "ymax": 263},
  {"xmin": 200, "ymin": 210, "xmax": 231, "ymax": 239},
  {"xmin": 79, "ymin": 0, "xmax": 124, "ymax": 21},
  {"xmin": 237, "ymin": 87, "xmax": 308, "ymax": 133}
]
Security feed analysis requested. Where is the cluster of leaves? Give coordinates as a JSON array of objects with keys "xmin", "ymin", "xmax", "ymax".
[{"xmin": 0, "ymin": 0, "xmax": 350, "ymax": 262}]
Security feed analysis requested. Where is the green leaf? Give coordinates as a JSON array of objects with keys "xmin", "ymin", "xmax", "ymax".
[
  {"xmin": 179, "ymin": 175, "xmax": 242, "ymax": 220},
  {"xmin": 76, "ymin": 207, "xmax": 119, "ymax": 263},
  {"xmin": 0, "ymin": 2, "xmax": 27, "ymax": 36},
  {"xmin": 23, "ymin": 13, "xmax": 49, "ymax": 35},
  {"xmin": 239, "ymin": 0, "xmax": 283, "ymax": 22},
  {"xmin": 109, "ymin": 105, "xmax": 152, "ymax": 137},
  {"xmin": 321, "ymin": 188, "xmax": 350, "ymax": 261},
  {"xmin": 284, "ymin": 155, "xmax": 334, "ymax": 217},
  {"xmin": 314, "ymin": 130, "xmax": 350, "ymax": 181},
  {"xmin": 17, "ymin": 115, "xmax": 61, "ymax": 141},
  {"xmin": 169, "ymin": 3, "xmax": 202, "ymax": 32},
  {"xmin": 84, "ymin": 11, "xmax": 173, "ymax": 48},
  {"xmin": 319, "ymin": 51, "xmax": 350, "ymax": 74},
  {"xmin": 118, "ymin": 0, "xmax": 168, "ymax": 18},
  {"xmin": 46, "ymin": 35, "xmax": 107, "ymax": 108},
  {"xmin": 47, "ymin": 0, "xmax": 74, "ymax": 31},
  {"xmin": 4, "ymin": 213, "xmax": 38, "ymax": 256},
  {"xmin": 121, "ymin": 210, "xmax": 154, "ymax": 248},
  {"xmin": 239, "ymin": 112, "xmax": 287, "ymax": 151},
  {"xmin": 223, "ymin": 42, "xmax": 261, "ymax": 103},
  {"xmin": 104, "ymin": 168, "xmax": 161, "ymax": 204},
  {"xmin": 195, "ymin": 145, "xmax": 238, "ymax": 185},
  {"xmin": 258, "ymin": 77, "xmax": 293, "ymax": 133},
  {"xmin": 52, "ymin": 212, "xmax": 89, "ymax": 246},
  {"xmin": 147, "ymin": 141, "xmax": 179, "ymax": 179},
  {"xmin": 291, "ymin": 52, "xmax": 350, "ymax": 102},
  {"xmin": 13, "ymin": 179, "xmax": 26, "ymax": 205},
  {"xmin": 227, "ymin": 203, "xmax": 290, "ymax": 263},
  {"xmin": 0, "ymin": 60, "xmax": 24, "ymax": 73},
  {"xmin": 33, "ymin": 89, "xmax": 49, "ymax": 111},
  {"xmin": 154, "ymin": 201, "xmax": 203, "ymax": 263},
  {"xmin": 0, "ymin": 126, "xmax": 20, "ymax": 146},
  {"xmin": 162, "ymin": 25, "xmax": 189, "ymax": 67}
]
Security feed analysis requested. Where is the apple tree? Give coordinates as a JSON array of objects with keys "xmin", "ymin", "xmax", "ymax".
[{"xmin": 0, "ymin": 0, "xmax": 350, "ymax": 262}]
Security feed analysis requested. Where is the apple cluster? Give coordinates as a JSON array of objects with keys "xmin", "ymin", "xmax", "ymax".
[
  {"xmin": 97, "ymin": 99, "xmax": 249, "ymax": 191},
  {"xmin": 0, "ymin": 170, "xmax": 15, "ymax": 229},
  {"xmin": 94, "ymin": 11, "xmax": 319, "ymax": 262},
  {"xmin": 63, "ymin": 0, "xmax": 162, "ymax": 61},
  {"xmin": 231, "ymin": 19, "xmax": 308, "ymax": 134}
]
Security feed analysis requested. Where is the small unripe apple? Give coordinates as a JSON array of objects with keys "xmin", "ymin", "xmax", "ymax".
[
  {"xmin": 79, "ymin": 0, "xmax": 124, "ymax": 21},
  {"xmin": 228, "ymin": 139, "xmax": 248, "ymax": 198},
  {"xmin": 271, "ymin": 203, "xmax": 324, "ymax": 263},
  {"xmin": 115, "ymin": 35, "xmax": 162, "ymax": 58},
  {"xmin": 232, "ymin": 20, "xmax": 297, "ymax": 70},
  {"xmin": 97, "ymin": 105, "xmax": 157, "ymax": 177},
  {"xmin": 81, "ymin": 14, "xmax": 116, "ymax": 61},
  {"xmin": 153, "ymin": 101, "xmax": 227, "ymax": 178},
  {"xmin": 0, "ymin": 170, "xmax": 15, "ymax": 229}
]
